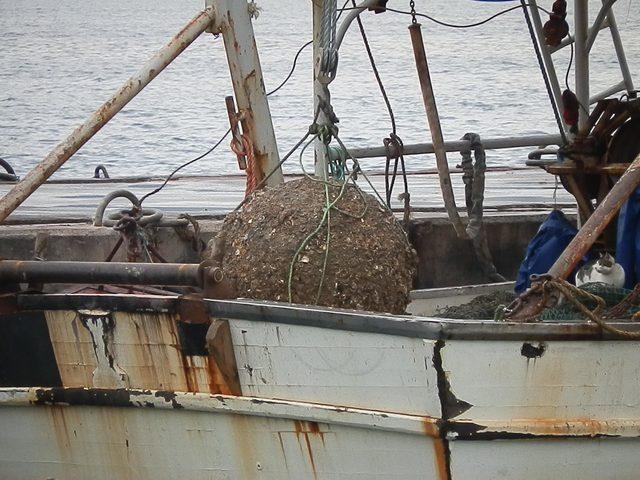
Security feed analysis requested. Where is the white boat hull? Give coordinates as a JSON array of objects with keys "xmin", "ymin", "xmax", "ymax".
[{"xmin": 2, "ymin": 291, "xmax": 640, "ymax": 479}]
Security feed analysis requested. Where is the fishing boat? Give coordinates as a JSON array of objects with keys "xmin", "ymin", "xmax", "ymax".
[{"xmin": 1, "ymin": 0, "xmax": 640, "ymax": 478}]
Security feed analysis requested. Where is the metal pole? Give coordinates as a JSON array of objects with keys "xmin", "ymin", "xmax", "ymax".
[
  {"xmin": 214, "ymin": 0, "xmax": 283, "ymax": 186},
  {"xmin": 549, "ymin": 154, "xmax": 640, "ymax": 279},
  {"xmin": 585, "ymin": 0, "xmax": 616, "ymax": 52},
  {"xmin": 313, "ymin": 0, "xmax": 330, "ymax": 178},
  {"xmin": 0, "ymin": 261, "xmax": 204, "ymax": 287},
  {"xmin": 0, "ymin": 8, "xmax": 216, "ymax": 225},
  {"xmin": 334, "ymin": 0, "xmax": 380, "ymax": 51},
  {"xmin": 527, "ymin": 0, "xmax": 566, "ymax": 130},
  {"xmin": 409, "ymin": 23, "xmax": 467, "ymax": 238},
  {"xmin": 605, "ymin": 6, "xmax": 635, "ymax": 95},
  {"xmin": 348, "ymin": 134, "xmax": 563, "ymax": 160},
  {"xmin": 508, "ymin": 152, "xmax": 640, "ymax": 321},
  {"xmin": 574, "ymin": 0, "xmax": 590, "ymax": 130}
]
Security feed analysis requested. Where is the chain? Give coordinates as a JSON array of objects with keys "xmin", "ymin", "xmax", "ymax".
[{"xmin": 409, "ymin": 0, "xmax": 417, "ymax": 24}]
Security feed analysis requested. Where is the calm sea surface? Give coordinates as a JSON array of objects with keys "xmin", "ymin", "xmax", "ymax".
[{"xmin": 0, "ymin": 0, "xmax": 638, "ymax": 178}]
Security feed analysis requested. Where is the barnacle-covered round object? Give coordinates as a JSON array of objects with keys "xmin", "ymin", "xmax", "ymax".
[{"xmin": 207, "ymin": 177, "xmax": 417, "ymax": 314}]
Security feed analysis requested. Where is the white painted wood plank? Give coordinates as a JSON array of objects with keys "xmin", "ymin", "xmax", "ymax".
[
  {"xmin": 230, "ymin": 320, "xmax": 441, "ymax": 417},
  {"xmin": 450, "ymin": 439, "xmax": 640, "ymax": 480},
  {"xmin": 0, "ymin": 406, "xmax": 438, "ymax": 480},
  {"xmin": 442, "ymin": 340, "xmax": 640, "ymax": 421}
]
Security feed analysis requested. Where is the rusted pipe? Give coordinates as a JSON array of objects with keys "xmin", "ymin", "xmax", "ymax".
[
  {"xmin": 0, "ymin": 260, "xmax": 204, "ymax": 287},
  {"xmin": 409, "ymin": 23, "xmax": 468, "ymax": 239},
  {"xmin": 549, "ymin": 152, "xmax": 640, "ymax": 278},
  {"xmin": 0, "ymin": 7, "xmax": 216, "ymax": 224},
  {"xmin": 508, "ymin": 153, "xmax": 640, "ymax": 321},
  {"xmin": 216, "ymin": 0, "xmax": 283, "ymax": 186}
]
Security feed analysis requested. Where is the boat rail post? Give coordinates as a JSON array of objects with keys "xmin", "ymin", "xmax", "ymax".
[
  {"xmin": 574, "ymin": 0, "xmax": 590, "ymax": 131},
  {"xmin": 409, "ymin": 22, "xmax": 468, "ymax": 239},
  {"xmin": 0, "ymin": 8, "xmax": 217, "ymax": 224},
  {"xmin": 313, "ymin": 0, "xmax": 332, "ymax": 179},
  {"xmin": 210, "ymin": 0, "xmax": 283, "ymax": 187}
]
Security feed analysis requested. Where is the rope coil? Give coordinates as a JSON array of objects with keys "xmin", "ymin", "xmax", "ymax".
[
  {"xmin": 504, "ymin": 275, "xmax": 640, "ymax": 338},
  {"xmin": 231, "ymin": 134, "xmax": 261, "ymax": 197}
]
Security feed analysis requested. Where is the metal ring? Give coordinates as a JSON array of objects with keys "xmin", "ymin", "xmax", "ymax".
[
  {"xmin": 93, "ymin": 190, "xmax": 141, "ymax": 227},
  {"xmin": 94, "ymin": 165, "xmax": 110, "ymax": 179},
  {"xmin": 0, "ymin": 158, "xmax": 18, "ymax": 182}
]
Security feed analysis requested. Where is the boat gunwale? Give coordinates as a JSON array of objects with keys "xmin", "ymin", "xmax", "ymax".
[
  {"xmin": 1, "ymin": 386, "xmax": 637, "ymax": 440},
  {"xmin": 8, "ymin": 291, "xmax": 640, "ymax": 341}
]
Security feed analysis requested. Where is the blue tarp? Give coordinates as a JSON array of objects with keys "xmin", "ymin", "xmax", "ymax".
[
  {"xmin": 616, "ymin": 188, "xmax": 640, "ymax": 289},
  {"xmin": 515, "ymin": 210, "xmax": 580, "ymax": 294}
]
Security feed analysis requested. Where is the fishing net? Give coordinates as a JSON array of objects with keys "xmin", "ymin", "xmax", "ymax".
[
  {"xmin": 437, "ymin": 282, "xmax": 640, "ymax": 321},
  {"xmin": 436, "ymin": 290, "xmax": 516, "ymax": 319},
  {"xmin": 536, "ymin": 282, "xmax": 640, "ymax": 321}
]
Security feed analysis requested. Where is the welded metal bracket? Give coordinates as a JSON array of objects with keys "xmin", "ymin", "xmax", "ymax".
[{"xmin": 225, "ymin": 96, "xmax": 247, "ymax": 170}]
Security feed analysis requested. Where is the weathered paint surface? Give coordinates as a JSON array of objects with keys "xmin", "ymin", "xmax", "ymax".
[
  {"xmin": 229, "ymin": 320, "xmax": 441, "ymax": 416},
  {"xmin": 441, "ymin": 340, "xmax": 640, "ymax": 421},
  {"xmin": 449, "ymin": 439, "xmax": 640, "ymax": 479},
  {"xmin": 45, "ymin": 310, "xmax": 232, "ymax": 394},
  {"xmin": 7, "ymin": 301, "xmax": 640, "ymax": 478},
  {"xmin": 0, "ymin": 403, "xmax": 437, "ymax": 480}
]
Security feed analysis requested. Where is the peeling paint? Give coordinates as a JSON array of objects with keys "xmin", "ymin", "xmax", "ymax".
[
  {"xmin": 521, "ymin": 342, "xmax": 547, "ymax": 359},
  {"xmin": 78, "ymin": 311, "xmax": 129, "ymax": 389}
]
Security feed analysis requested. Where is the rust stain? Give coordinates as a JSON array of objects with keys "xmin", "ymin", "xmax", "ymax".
[
  {"xmin": 229, "ymin": 415, "xmax": 259, "ymax": 479},
  {"xmin": 166, "ymin": 315, "xmax": 200, "ymax": 392},
  {"xmin": 180, "ymin": 354, "xmax": 198, "ymax": 392},
  {"xmin": 432, "ymin": 438, "xmax": 450, "ymax": 480},
  {"xmin": 202, "ymin": 356, "xmax": 234, "ymax": 395},
  {"xmin": 302, "ymin": 430, "xmax": 317, "ymax": 478},
  {"xmin": 512, "ymin": 417, "xmax": 607, "ymax": 437},
  {"xmin": 49, "ymin": 406, "xmax": 73, "ymax": 464},
  {"xmin": 422, "ymin": 417, "xmax": 440, "ymax": 438},
  {"xmin": 276, "ymin": 432, "xmax": 289, "ymax": 470},
  {"xmin": 307, "ymin": 420, "xmax": 325, "ymax": 445},
  {"xmin": 293, "ymin": 420, "xmax": 322, "ymax": 478}
]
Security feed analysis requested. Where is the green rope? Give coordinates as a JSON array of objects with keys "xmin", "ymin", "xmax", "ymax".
[
  {"xmin": 316, "ymin": 171, "xmax": 332, "ymax": 303},
  {"xmin": 287, "ymin": 128, "xmax": 411, "ymax": 305}
]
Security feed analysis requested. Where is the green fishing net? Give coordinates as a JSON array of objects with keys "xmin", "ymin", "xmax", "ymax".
[
  {"xmin": 536, "ymin": 282, "xmax": 640, "ymax": 321},
  {"xmin": 437, "ymin": 282, "xmax": 640, "ymax": 321}
]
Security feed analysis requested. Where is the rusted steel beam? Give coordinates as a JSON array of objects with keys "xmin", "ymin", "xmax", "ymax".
[
  {"xmin": 508, "ymin": 153, "xmax": 640, "ymax": 321},
  {"xmin": 213, "ymin": 0, "xmax": 283, "ymax": 187},
  {"xmin": 0, "ymin": 8, "xmax": 216, "ymax": 224},
  {"xmin": 0, "ymin": 260, "xmax": 206, "ymax": 287},
  {"xmin": 549, "ymin": 152, "xmax": 640, "ymax": 279},
  {"xmin": 409, "ymin": 23, "xmax": 467, "ymax": 239},
  {"xmin": 349, "ymin": 133, "xmax": 563, "ymax": 160}
]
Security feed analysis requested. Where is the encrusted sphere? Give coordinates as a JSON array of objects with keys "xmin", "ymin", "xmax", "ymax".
[{"xmin": 208, "ymin": 177, "xmax": 417, "ymax": 314}]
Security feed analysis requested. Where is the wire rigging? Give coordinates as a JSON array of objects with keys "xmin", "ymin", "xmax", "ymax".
[
  {"xmin": 139, "ymin": 0, "xmax": 359, "ymax": 204},
  {"xmin": 266, "ymin": 41, "xmax": 312, "ymax": 96},
  {"xmin": 141, "ymin": 0, "xmax": 561, "ymax": 206},
  {"xmin": 337, "ymin": 3, "xmax": 552, "ymax": 29},
  {"xmin": 566, "ymin": 39, "xmax": 574, "ymax": 92},
  {"xmin": 139, "ymin": 129, "xmax": 231, "ymax": 204},
  {"xmin": 350, "ymin": 0, "xmax": 409, "ymax": 213}
]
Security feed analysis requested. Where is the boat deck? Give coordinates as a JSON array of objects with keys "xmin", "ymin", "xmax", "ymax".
[{"xmin": 0, "ymin": 167, "xmax": 574, "ymax": 224}]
